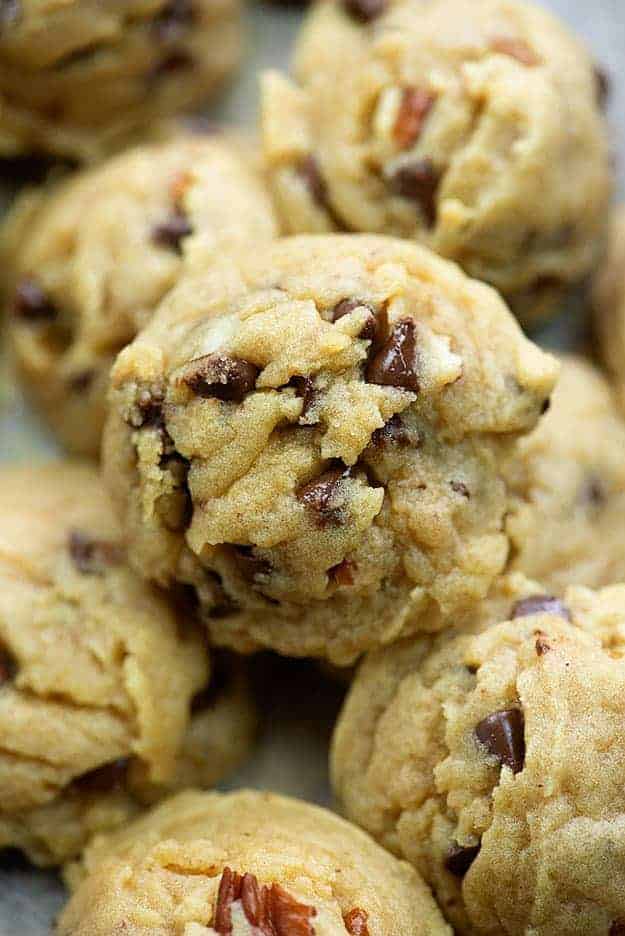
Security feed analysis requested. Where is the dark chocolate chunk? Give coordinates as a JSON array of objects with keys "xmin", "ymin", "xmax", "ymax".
[
  {"xmin": 181, "ymin": 354, "xmax": 259, "ymax": 403},
  {"xmin": 369, "ymin": 414, "xmax": 415, "ymax": 449},
  {"xmin": 329, "ymin": 558, "xmax": 356, "ymax": 586},
  {"xmin": 332, "ymin": 298, "xmax": 378, "ymax": 342},
  {"xmin": 342, "ymin": 0, "xmax": 386, "ymax": 22},
  {"xmin": 394, "ymin": 88, "xmax": 435, "ymax": 149},
  {"xmin": 450, "ymin": 481, "xmax": 470, "ymax": 499},
  {"xmin": 151, "ymin": 208, "xmax": 193, "ymax": 253},
  {"xmin": 298, "ymin": 155, "xmax": 347, "ymax": 229},
  {"xmin": 72, "ymin": 758, "xmax": 130, "ymax": 794},
  {"xmin": 475, "ymin": 708, "xmax": 525, "ymax": 774},
  {"xmin": 511, "ymin": 595, "xmax": 572, "ymax": 622},
  {"xmin": 152, "ymin": 0, "xmax": 195, "ymax": 42},
  {"xmin": 540, "ymin": 397, "xmax": 551, "ymax": 415},
  {"xmin": 388, "ymin": 158, "xmax": 440, "ymax": 227},
  {"xmin": 366, "ymin": 320, "xmax": 419, "ymax": 391},
  {"xmin": 344, "ymin": 908, "xmax": 370, "ymax": 935},
  {"xmin": 12, "ymin": 277, "xmax": 57, "ymax": 322},
  {"xmin": 289, "ymin": 375, "xmax": 317, "ymax": 421},
  {"xmin": 445, "ymin": 841, "xmax": 481, "ymax": 878},
  {"xmin": 68, "ymin": 531, "xmax": 123, "ymax": 575},
  {"xmin": 297, "ymin": 465, "xmax": 351, "ymax": 528}
]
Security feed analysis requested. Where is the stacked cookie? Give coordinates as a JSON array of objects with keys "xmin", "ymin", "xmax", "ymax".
[{"xmin": 0, "ymin": 0, "xmax": 624, "ymax": 934}]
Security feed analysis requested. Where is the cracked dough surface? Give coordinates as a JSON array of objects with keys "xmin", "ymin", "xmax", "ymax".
[
  {"xmin": 102, "ymin": 234, "xmax": 557, "ymax": 664},
  {"xmin": 0, "ymin": 0, "xmax": 242, "ymax": 161},
  {"xmin": 59, "ymin": 789, "xmax": 451, "ymax": 935},
  {"xmin": 331, "ymin": 575, "xmax": 625, "ymax": 934},
  {"xmin": 593, "ymin": 206, "xmax": 625, "ymax": 414},
  {"xmin": 0, "ymin": 461, "xmax": 255, "ymax": 866},
  {"xmin": 2, "ymin": 133, "xmax": 278, "ymax": 457},
  {"xmin": 262, "ymin": 0, "xmax": 611, "ymax": 324},
  {"xmin": 503, "ymin": 355, "xmax": 625, "ymax": 592}
]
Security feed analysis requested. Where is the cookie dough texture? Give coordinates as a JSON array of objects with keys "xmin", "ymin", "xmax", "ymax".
[
  {"xmin": 3, "ymin": 134, "xmax": 278, "ymax": 457},
  {"xmin": 504, "ymin": 355, "xmax": 625, "ymax": 592},
  {"xmin": 59, "ymin": 789, "xmax": 451, "ymax": 935},
  {"xmin": 332, "ymin": 577, "xmax": 625, "ymax": 934},
  {"xmin": 0, "ymin": 0, "xmax": 242, "ymax": 161},
  {"xmin": 102, "ymin": 234, "xmax": 557, "ymax": 664},
  {"xmin": 0, "ymin": 461, "xmax": 255, "ymax": 866},
  {"xmin": 262, "ymin": 0, "xmax": 611, "ymax": 323},
  {"xmin": 593, "ymin": 206, "xmax": 625, "ymax": 413}
]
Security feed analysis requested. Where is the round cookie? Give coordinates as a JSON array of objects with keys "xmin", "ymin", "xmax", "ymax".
[
  {"xmin": 592, "ymin": 206, "xmax": 625, "ymax": 413},
  {"xmin": 102, "ymin": 234, "xmax": 557, "ymax": 664},
  {"xmin": 503, "ymin": 355, "xmax": 625, "ymax": 592},
  {"xmin": 0, "ymin": 0, "xmax": 241, "ymax": 162},
  {"xmin": 59, "ymin": 789, "xmax": 451, "ymax": 934},
  {"xmin": 331, "ymin": 578, "xmax": 625, "ymax": 934},
  {"xmin": 0, "ymin": 461, "xmax": 256, "ymax": 866},
  {"xmin": 2, "ymin": 134, "xmax": 279, "ymax": 456},
  {"xmin": 262, "ymin": 0, "xmax": 611, "ymax": 324}
]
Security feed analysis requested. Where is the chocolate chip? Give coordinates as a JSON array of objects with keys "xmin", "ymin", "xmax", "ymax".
[
  {"xmin": 329, "ymin": 558, "xmax": 356, "ymax": 586},
  {"xmin": 344, "ymin": 908, "xmax": 370, "ymax": 935},
  {"xmin": 212, "ymin": 868, "xmax": 316, "ymax": 936},
  {"xmin": 342, "ymin": 0, "xmax": 386, "ymax": 22},
  {"xmin": 289, "ymin": 375, "xmax": 317, "ymax": 421},
  {"xmin": 297, "ymin": 465, "xmax": 351, "ymax": 528},
  {"xmin": 152, "ymin": 0, "xmax": 195, "ymax": 42},
  {"xmin": 369, "ymin": 414, "xmax": 416, "ymax": 449},
  {"xmin": 149, "ymin": 49, "xmax": 194, "ymax": 80},
  {"xmin": 490, "ymin": 36, "xmax": 540, "ymax": 66},
  {"xmin": 594, "ymin": 65, "xmax": 610, "ymax": 110},
  {"xmin": 511, "ymin": 595, "xmax": 572, "ymax": 622},
  {"xmin": 540, "ymin": 397, "xmax": 551, "ymax": 415},
  {"xmin": 72, "ymin": 758, "xmax": 130, "ymax": 794},
  {"xmin": 233, "ymin": 545, "xmax": 272, "ymax": 581},
  {"xmin": 366, "ymin": 320, "xmax": 419, "ymax": 392},
  {"xmin": 151, "ymin": 208, "xmax": 193, "ymax": 253},
  {"xmin": 394, "ymin": 88, "xmax": 435, "ymax": 149},
  {"xmin": 68, "ymin": 370, "xmax": 94, "ymax": 393},
  {"xmin": 388, "ymin": 159, "xmax": 440, "ymax": 227},
  {"xmin": 181, "ymin": 354, "xmax": 259, "ymax": 403},
  {"xmin": 68, "ymin": 531, "xmax": 123, "ymax": 575},
  {"xmin": 450, "ymin": 481, "xmax": 470, "ymax": 498},
  {"xmin": 0, "ymin": 648, "xmax": 16, "ymax": 686},
  {"xmin": 0, "ymin": 0, "xmax": 20, "ymax": 29},
  {"xmin": 12, "ymin": 277, "xmax": 57, "ymax": 322},
  {"xmin": 445, "ymin": 841, "xmax": 481, "ymax": 877},
  {"xmin": 332, "ymin": 298, "xmax": 378, "ymax": 342},
  {"xmin": 475, "ymin": 708, "xmax": 525, "ymax": 774},
  {"xmin": 535, "ymin": 636, "xmax": 551, "ymax": 656},
  {"xmin": 581, "ymin": 475, "xmax": 605, "ymax": 507},
  {"xmin": 298, "ymin": 155, "xmax": 347, "ymax": 230}
]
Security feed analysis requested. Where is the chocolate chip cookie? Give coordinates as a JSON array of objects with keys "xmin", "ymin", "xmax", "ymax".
[
  {"xmin": 593, "ymin": 206, "xmax": 625, "ymax": 414},
  {"xmin": 102, "ymin": 234, "xmax": 557, "ymax": 664},
  {"xmin": 60, "ymin": 789, "xmax": 451, "ymax": 934},
  {"xmin": 262, "ymin": 0, "xmax": 611, "ymax": 324},
  {"xmin": 0, "ymin": 461, "xmax": 255, "ymax": 866},
  {"xmin": 504, "ymin": 355, "xmax": 625, "ymax": 591},
  {"xmin": 3, "ymin": 134, "xmax": 278, "ymax": 456},
  {"xmin": 0, "ymin": 0, "xmax": 241, "ymax": 161},
  {"xmin": 332, "ymin": 576, "xmax": 625, "ymax": 934}
]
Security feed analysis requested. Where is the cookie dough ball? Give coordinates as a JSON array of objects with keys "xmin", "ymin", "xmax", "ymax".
[
  {"xmin": 262, "ymin": 0, "xmax": 611, "ymax": 324},
  {"xmin": 0, "ymin": 461, "xmax": 255, "ymax": 866},
  {"xmin": 2, "ymin": 134, "xmax": 279, "ymax": 457},
  {"xmin": 332, "ymin": 579, "xmax": 625, "ymax": 934},
  {"xmin": 503, "ymin": 355, "xmax": 625, "ymax": 592},
  {"xmin": 59, "ymin": 789, "xmax": 451, "ymax": 934},
  {"xmin": 102, "ymin": 234, "xmax": 557, "ymax": 664},
  {"xmin": 593, "ymin": 207, "xmax": 625, "ymax": 412},
  {"xmin": 0, "ymin": 0, "xmax": 241, "ymax": 161}
]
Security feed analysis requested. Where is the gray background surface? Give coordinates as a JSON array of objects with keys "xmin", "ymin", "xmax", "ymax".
[{"xmin": 0, "ymin": 1, "xmax": 623, "ymax": 931}]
